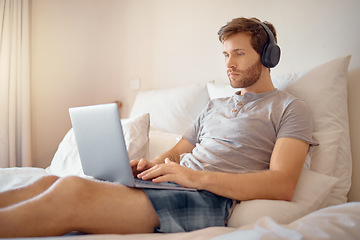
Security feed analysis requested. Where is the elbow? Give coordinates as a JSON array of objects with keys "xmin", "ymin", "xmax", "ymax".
[
  {"xmin": 270, "ymin": 175, "xmax": 298, "ymax": 201},
  {"xmin": 280, "ymin": 182, "xmax": 297, "ymax": 201},
  {"xmin": 271, "ymin": 171, "xmax": 300, "ymax": 201},
  {"xmin": 282, "ymin": 188, "xmax": 295, "ymax": 202}
]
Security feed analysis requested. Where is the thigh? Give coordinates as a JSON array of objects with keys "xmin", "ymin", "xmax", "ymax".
[{"xmin": 53, "ymin": 176, "xmax": 160, "ymax": 234}]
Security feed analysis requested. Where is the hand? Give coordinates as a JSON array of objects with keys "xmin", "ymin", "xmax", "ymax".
[
  {"xmin": 137, "ymin": 158, "xmax": 200, "ymax": 189},
  {"xmin": 130, "ymin": 158, "xmax": 156, "ymax": 177}
]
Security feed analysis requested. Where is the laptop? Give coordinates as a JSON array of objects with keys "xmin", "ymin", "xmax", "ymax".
[{"xmin": 69, "ymin": 103, "xmax": 196, "ymax": 191}]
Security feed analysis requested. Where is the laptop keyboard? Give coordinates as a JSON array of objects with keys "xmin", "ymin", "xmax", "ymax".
[
  {"xmin": 134, "ymin": 177, "xmax": 178, "ymax": 187},
  {"xmin": 133, "ymin": 177, "xmax": 197, "ymax": 191}
]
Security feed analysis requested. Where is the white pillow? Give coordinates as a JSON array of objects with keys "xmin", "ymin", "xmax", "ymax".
[
  {"xmin": 310, "ymin": 131, "xmax": 342, "ymax": 176},
  {"xmin": 148, "ymin": 129, "xmax": 182, "ymax": 160},
  {"xmin": 130, "ymin": 84, "xmax": 210, "ymax": 135},
  {"xmin": 46, "ymin": 113, "xmax": 150, "ymax": 177},
  {"xmin": 228, "ymin": 169, "xmax": 338, "ymax": 227}
]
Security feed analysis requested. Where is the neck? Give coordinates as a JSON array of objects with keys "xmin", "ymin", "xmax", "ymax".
[{"xmin": 239, "ymin": 68, "xmax": 275, "ymax": 95}]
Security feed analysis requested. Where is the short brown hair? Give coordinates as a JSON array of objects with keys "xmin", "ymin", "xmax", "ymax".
[{"xmin": 218, "ymin": 17, "xmax": 278, "ymax": 56}]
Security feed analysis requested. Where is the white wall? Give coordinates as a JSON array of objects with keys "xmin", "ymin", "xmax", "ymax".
[
  {"xmin": 31, "ymin": 0, "xmax": 360, "ymax": 201},
  {"xmin": 31, "ymin": 0, "xmax": 154, "ymax": 167}
]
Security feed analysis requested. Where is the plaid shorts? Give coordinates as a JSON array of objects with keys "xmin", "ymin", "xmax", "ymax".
[{"xmin": 142, "ymin": 188, "xmax": 234, "ymax": 233}]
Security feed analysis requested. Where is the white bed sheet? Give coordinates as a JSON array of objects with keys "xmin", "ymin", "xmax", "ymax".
[{"xmin": 1, "ymin": 167, "xmax": 359, "ymax": 240}]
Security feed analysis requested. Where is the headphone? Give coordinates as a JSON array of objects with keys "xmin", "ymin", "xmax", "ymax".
[{"xmin": 255, "ymin": 20, "xmax": 281, "ymax": 68}]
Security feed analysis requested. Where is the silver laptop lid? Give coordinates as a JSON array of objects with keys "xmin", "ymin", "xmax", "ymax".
[{"xmin": 69, "ymin": 103, "xmax": 135, "ymax": 186}]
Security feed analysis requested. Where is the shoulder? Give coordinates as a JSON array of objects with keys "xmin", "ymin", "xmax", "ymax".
[
  {"xmin": 273, "ymin": 90, "xmax": 299, "ymax": 103},
  {"xmin": 270, "ymin": 90, "xmax": 314, "ymax": 135},
  {"xmin": 273, "ymin": 90, "xmax": 311, "ymax": 113}
]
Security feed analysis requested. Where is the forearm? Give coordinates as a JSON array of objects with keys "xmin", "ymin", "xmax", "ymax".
[
  {"xmin": 151, "ymin": 150, "xmax": 180, "ymax": 164},
  {"xmin": 151, "ymin": 138, "xmax": 195, "ymax": 165},
  {"xmin": 196, "ymin": 170, "xmax": 298, "ymax": 201}
]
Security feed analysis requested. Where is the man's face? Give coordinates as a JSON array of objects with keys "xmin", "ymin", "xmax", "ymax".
[{"xmin": 222, "ymin": 32, "xmax": 263, "ymax": 89}]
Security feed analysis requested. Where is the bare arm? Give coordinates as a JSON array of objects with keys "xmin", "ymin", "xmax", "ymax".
[{"xmin": 141, "ymin": 137, "xmax": 309, "ymax": 202}]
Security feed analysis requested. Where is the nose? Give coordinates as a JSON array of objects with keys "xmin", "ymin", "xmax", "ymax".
[{"xmin": 226, "ymin": 55, "xmax": 236, "ymax": 70}]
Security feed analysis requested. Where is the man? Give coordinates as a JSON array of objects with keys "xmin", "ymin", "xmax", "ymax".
[{"xmin": 0, "ymin": 17, "xmax": 314, "ymax": 237}]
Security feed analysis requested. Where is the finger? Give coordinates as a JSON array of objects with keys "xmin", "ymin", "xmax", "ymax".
[
  {"xmin": 137, "ymin": 164, "xmax": 157, "ymax": 178},
  {"xmin": 129, "ymin": 159, "xmax": 139, "ymax": 167},
  {"xmin": 130, "ymin": 160, "xmax": 139, "ymax": 175},
  {"xmin": 137, "ymin": 158, "xmax": 148, "ymax": 171},
  {"xmin": 152, "ymin": 175, "xmax": 173, "ymax": 183},
  {"xmin": 152, "ymin": 174, "xmax": 185, "ymax": 187},
  {"xmin": 142, "ymin": 163, "xmax": 179, "ymax": 181},
  {"xmin": 138, "ymin": 164, "xmax": 164, "ymax": 180}
]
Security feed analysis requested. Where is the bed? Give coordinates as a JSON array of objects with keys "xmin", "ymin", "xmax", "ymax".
[{"xmin": 1, "ymin": 55, "xmax": 359, "ymax": 239}]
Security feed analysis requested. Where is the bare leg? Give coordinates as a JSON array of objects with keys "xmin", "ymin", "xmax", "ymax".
[
  {"xmin": 0, "ymin": 176, "xmax": 160, "ymax": 238},
  {"xmin": 0, "ymin": 175, "xmax": 59, "ymax": 208}
]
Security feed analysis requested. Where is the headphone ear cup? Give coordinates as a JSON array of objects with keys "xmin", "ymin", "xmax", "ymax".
[{"xmin": 261, "ymin": 43, "xmax": 281, "ymax": 68}]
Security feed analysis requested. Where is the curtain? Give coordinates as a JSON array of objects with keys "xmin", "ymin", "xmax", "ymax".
[{"xmin": 0, "ymin": 0, "xmax": 32, "ymax": 167}]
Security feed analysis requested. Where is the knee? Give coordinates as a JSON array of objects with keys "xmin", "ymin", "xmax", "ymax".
[
  {"xmin": 55, "ymin": 176, "xmax": 87, "ymax": 191},
  {"xmin": 52, "ymin": 176, "xmax": 93, "ymax": 202},
  {"xmin": 37, "ymin": 175, "xmax": 59, "ymax": 185},
  {"xmin": 31, "ymin": 175, "xmax": 59, "ymax": 190}
]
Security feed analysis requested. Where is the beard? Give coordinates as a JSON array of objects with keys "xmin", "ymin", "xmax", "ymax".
[{"xmin": 228, "ymin": 60, "xmax": 263, "ymax": 89}]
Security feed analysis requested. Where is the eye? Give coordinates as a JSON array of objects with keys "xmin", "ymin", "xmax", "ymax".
[
  {"xmin": 224, "ymin": 53, "xmax": 229, "ymax": 58},
  {"xmin": 237, "ymin": 52, "xmax": 244, "ymax": 56}
]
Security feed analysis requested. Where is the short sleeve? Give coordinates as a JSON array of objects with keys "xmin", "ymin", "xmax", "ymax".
[{"xmin": 277, "ymin": 99, "xmax": 317, "ymax": 146}]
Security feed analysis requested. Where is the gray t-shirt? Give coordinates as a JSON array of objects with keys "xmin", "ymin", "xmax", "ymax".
[{"xmin": 180, "ymin": 89, "xmax": 315, "ymax": 173}]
